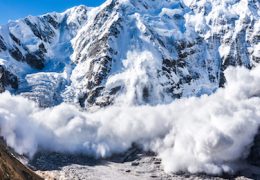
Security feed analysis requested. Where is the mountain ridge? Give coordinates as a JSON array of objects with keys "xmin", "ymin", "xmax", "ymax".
[{"xmin": 0, "ymin": 0, "xmax": 259, "ymax": 108}]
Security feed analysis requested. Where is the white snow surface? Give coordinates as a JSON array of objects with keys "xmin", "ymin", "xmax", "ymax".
[{"xmin": 0, "ymin": 64, "xmax": 260, "ymax": 175}]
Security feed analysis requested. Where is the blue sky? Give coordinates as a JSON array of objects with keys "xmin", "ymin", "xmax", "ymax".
[{"xmin": 0, "ymin": 0, "xmax": 105, "ymax": 25}]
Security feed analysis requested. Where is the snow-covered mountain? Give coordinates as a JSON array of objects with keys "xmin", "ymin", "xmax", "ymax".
[
  {"xmin": 0, "ymin": 0, "xmax": 259, "ymax": 109},
  {"xmin": 0, "ymin": 0, "xmax": 260, "ymax": 177},
  {"xmin": 0, "ymin": 5, "xmax": 91, "ymax": 107}
]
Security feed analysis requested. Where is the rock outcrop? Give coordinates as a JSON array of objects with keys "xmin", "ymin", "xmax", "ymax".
[{"xmin": 0, "ymin": 138, "xmax": 42, "ymax": 180}]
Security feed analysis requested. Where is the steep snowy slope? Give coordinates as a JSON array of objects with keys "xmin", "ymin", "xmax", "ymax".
[
  {"xmin": 0, "ymin": 0, "xmax": 259, "ymax": 109},
  {"xmin": 68, "ymin": 0, "xmax": 260, "ymax": 108},
  {"xmin": 0, "ymin": 5, "xmax": 91, "ymax": 106},
  {"xmin": 185, "ymin": 0, "xmax": 260, "ymax": 81}
]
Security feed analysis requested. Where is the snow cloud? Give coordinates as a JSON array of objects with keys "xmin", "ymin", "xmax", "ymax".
[{"xmin": 0, "ymin": 65, "xmax": 260, "ymax": 175}]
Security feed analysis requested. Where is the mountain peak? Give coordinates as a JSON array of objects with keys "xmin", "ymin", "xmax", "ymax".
[{"xmin": 0, "ymin": 0, "xmax": 259, "ymax": 108}]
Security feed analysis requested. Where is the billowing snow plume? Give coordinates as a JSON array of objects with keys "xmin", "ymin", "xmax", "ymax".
[{"xmin": 0, "ymin": 64, "xmax": 260, "ymax": 175}]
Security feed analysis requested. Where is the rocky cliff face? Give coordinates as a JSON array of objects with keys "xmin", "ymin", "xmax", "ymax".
[
  {"xmin": 0, "ymin": 138, "xmax": 42, "ymax": 180},
  {"xmin": 65, "ymin": 0, "xmax": 260, "ymax": 108},
  {"xmin": 0, "ymin": 65, "xmax": 18, "ymax": 93},
  {"xmin": 0, "ymin": 0, "xmax": 259, "ymax": 109}
]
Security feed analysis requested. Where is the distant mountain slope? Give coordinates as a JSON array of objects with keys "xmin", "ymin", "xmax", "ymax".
[{"xmin": 0, "ymin": 5, "xmax": 91, "ymax": 107}]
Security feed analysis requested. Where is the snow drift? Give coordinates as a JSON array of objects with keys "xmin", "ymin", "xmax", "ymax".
[{"xmin": 0, "ymin": 64, "xmax": 260, "ymax": 175}]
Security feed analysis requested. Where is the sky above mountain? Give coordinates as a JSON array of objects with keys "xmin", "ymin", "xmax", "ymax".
[{"xmin": 0, "ymin": 0, "xmax": 105, "ymax": 25}]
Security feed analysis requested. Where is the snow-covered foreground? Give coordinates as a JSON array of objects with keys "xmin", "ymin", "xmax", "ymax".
[
  {"xmin": 0, "ymin": 65, "xmax": 260, "ymax": 175},
  {"xmin": 34, "ymin": 153, "xmax": 258, "ymax": 180}
]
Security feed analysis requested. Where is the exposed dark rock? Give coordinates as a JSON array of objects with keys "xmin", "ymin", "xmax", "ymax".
[
  {"xmin": 0, "ymin": 35, "xmax": 7, "ymax": 52},
  {"xmin": 24, "ymin": 17, "xmax": 56, "ymax": 43},
  {"xmin": 9, "ymin": 47, "xmax": 24, "ymax": 61},
  {"xmin": 79, "ymin": 56, "xmax": 113, "ymax": 107},
  {"xmin": 142, "ymin": 86, "xmax": 149, "ymax": 102},
  {"xmin": 131, "ymin": 162, "xmax": 140, "ymax": 166},
  {"xmin": 9, "ymin": 33, "xmax": 21, "ymax": 45},
  {"xmin": 42, "ymin": 14, "xmax": 59, "ymax": 29},
  {"xmin": 24, "ymin": 53, "xmax": 45, "ymax": 70},
  {"xmin": 161, "ymin": 58, "xmax": 188, "ymax": 98},
  {"xmin": 109, "ymin": 86, "xmax": 122, "ymax": 95},
  {"xmin": 24, "ymin": 18, "xmax": 43, "ymax": 40},
  {"xmin": 0, "ymin": 65, "xmax": 19, "ymax": 92},
  {"xmin": 86, "ymin": 87, "xmax": 104, "ymax": 105},
  {"xmin": 7, "ymin": 44, "xmax": 45, "ymax": 70},
  {"xmin": 222, "ymin": 31, "xmax": 251, "ymax": 70},
  {"xmin": 38, "ymin": 43, "xmax": 47, "ymax": 53},
  {"xmin": 0, "ymin": 138, "xmax": 42, "ymax": 180},
  {"xmin": 247, "ymin": 129, "xmax": 260, "ymax": 166},
  {"xmin": 253, "ymin": 56, "xmax": 260, "ymax": 64}
]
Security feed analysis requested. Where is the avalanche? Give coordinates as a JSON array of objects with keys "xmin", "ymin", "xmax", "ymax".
[
  {"xmin": 0, "ymin": 64, "xmax": 260, "ymax": 175},
  {"xmin": 0, "ymin": 0, "xmax": 259, "ymax": 176}
]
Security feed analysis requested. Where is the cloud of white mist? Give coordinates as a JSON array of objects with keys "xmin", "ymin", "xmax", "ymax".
[{"xmin": 0, "ymin": 65, "xmax": 260, "ymax": 175}]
